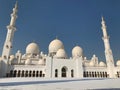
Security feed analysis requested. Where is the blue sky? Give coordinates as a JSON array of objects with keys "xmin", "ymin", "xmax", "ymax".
[{"xmin": 0, "ymin": 0, "xmax": 120, "ymax": 62}]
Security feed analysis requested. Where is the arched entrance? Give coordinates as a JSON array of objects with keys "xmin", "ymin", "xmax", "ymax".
[{"xmin": 61, "ymin": 66, "xmax": 67, "ymax": 77}]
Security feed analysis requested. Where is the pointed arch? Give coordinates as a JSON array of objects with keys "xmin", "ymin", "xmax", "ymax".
[
  {"xmin": 95, "ymin": 72, "xmax": 97, "ymax": 77},
  {"xmin": 36, "ymin": 71, "xmax": 39, "ymax": 77},
  {"xmin": 40, "ymin": 71, "xmax": 42, "ymax": 77},
  {"xmin": 29, "ymin": 71, "xmax": 32, "ymax": 77},
  {"xmin": 61, "ymin": 66, "xmax": 68, "ymax": 77},
  {"xmin": 10, "ymin": 70, "xmax": 13, "ymax": 77},
  {"xmin": 25, "ymin": 70, "xmax": 28, "ymax": 77},
  {"xmin": 33, "ymin": 70, "xmax": 35, "ymax": 77},
  {"xmin": 71, "ymin": 69, "xmax": 74, "ymax": 77},
  {"xmin": 13, "ymin": 70, "xmax": 17, "ymax": 77},
  {"xmin": 21, "ymin": 70, "xmax": 24, "ymax": 77},
  {"xmin": 55, "ymin": 69, "xmax": 58, "ymax": 77},
  {"xmin": 17, "ymin": 70, "xmax": 21, "ymax": 77}
]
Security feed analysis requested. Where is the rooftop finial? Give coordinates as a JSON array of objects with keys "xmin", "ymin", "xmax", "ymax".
[
  {"xmin": 12, "ymin": 1, "xmax": 18, "ymax": 15},
  {"xmin": 56, "ymin": 36, "xmax": 58, "ymax": 39},
  {"xmin": 102, "ymin": 16, "xmax": 104, "ymax": 21},
  {"xmin": 8, "ymin": 1, "xmax": 18, "ymax": 27},
  {"xmin": 15, "ymin": 1, "xmax": 18, "ymax": 9},
  {"xmin": 76, "ymin": 43, "xmax": 78, "ymax": 46},
  {"xmin": 32, "ymin": 40, "xmax": 36, "ymax": 43},
  {"xmin": 101, "ymin": 16, "xmax": 106, "ymax": 26}
]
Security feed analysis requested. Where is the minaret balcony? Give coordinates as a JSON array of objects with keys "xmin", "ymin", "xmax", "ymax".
[
  {"xmin": 102, "ymin": 36, "xmax": 109, "ymax": 40},
  {"xmin": 11, "ymin": 14, "xmax": 17, "ymax": 19},
  {"xmin": 7, "ymin": 25, "xmax": 16, "ymax": 31}
]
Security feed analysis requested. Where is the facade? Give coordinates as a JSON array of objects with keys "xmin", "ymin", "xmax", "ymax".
[{"xmin": 0, "ymin": 2, "xmax": 120, "ymax": 79}]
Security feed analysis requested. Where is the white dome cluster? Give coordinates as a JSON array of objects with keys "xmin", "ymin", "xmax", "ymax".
[
  {"xmin": 49, "ymin": 39, "xmax": 64, "ymax": 54},
  {"xmin": 26, "ymin": 43, "xmax": 40, "ymax": 54},
  {"xmin": 72, "ymin": 46, "xmax": 83, "ymax": 58}
]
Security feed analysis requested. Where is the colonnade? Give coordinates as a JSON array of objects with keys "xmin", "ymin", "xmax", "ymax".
[
  {"xmin": 83, "ymin": 71, "xmax": 108, "ymax": 78},
  {"xmin": 6, "ymin": 70, "xmax": 45, "ymax": 77}
]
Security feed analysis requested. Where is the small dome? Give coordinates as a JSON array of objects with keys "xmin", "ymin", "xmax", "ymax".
[
  {"xmin": 10, "ymin": 55, "xmax": 15, "ymax": 61},
  {"xmin": 99, "ymin": 61, "xmax": 106, "ymax": 67},
  {"xmin": 116, "ymin": 60, "xmax": 120, "ymax": 66},
  {"xmin": 9, "ymin": 55, "xmax": 18, "ymax": 64},
  {"xmin": 72, "ymin": 46, "xmax": 83, "ymax": 58},
  {"xmin": 89, "ymin": 61, "xmax": 94, "ymax": 67},
  {"xmin": 49, "ymin": 39, "xmax": 64, "ymax": 53},
  {"xmin": 25, "ymin": 59, "xmax": 32, "ymax": 65},
  {"xmin": 26, "ymin": 43, "xmax": 40, "ymax": 54},
  {"xmin": 56, "ymin": 49, "xmax": 67, "ymax": 58}
]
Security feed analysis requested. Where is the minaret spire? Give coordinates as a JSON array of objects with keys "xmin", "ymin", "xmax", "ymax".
[
  {"xmin": 1, "ymin": 1, "xmax": 18, "ymax": 77},
  {"xmin": 2, "ymin": 2, "xmax": 18, "ymax": 60},
  {"xmin": 101, "ymin": 16, "xmax": 110, "ymax": 50},
  {"xmin": 101, "ymin": 16, "xmax": 115, "ymax": 78},
  {"xmin": 101, "ymin": 16, "xmax": 108, "ymax": 38},
  {"xmin": 9, "ymin": 1, "xmax": 18, "ymax": 27}
]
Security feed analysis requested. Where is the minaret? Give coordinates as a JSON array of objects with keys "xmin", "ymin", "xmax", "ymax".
[
  {"xmin": 101, "ymin": 16, "xmax": 115, "ymax": 78},
  {"xmin": 2, "ymin": 2, "xmax": 18, "ymax": 60}
]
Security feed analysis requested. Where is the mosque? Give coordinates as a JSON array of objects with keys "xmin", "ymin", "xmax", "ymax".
[{"xmin": 0, "ymin": 2, "xmax": 120, "ymax": 79}]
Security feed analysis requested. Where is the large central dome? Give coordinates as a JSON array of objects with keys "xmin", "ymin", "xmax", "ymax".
[
  {"xmin": 48, "ymin": 39, "xmax": 64, "ymax": 53},
  {"xmin": 26, "ymin": 42, "xmax": 40, "ymax": 54}
]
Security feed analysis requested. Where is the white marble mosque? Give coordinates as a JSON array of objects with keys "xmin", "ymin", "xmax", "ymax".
[{"xmin": 0, "ymin": 2, "xmax": 120, "ymax": 79}]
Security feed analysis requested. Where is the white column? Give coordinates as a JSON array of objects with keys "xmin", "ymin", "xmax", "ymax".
[{"xmin": 75, "ymin": 57, "xmax": 83, "ymax": 78}]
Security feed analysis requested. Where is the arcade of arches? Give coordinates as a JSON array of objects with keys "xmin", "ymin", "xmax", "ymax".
[
  {"xmin": 6, "ymin": 69, "xmax": 116, "ymax": 78},
  {"xmin": 83, "ymin": 71, "xmax": 108, "ymax": 78},
  {"xmin": 6, "ymin": 70, "xmax": 45, "ymax": 77}
]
